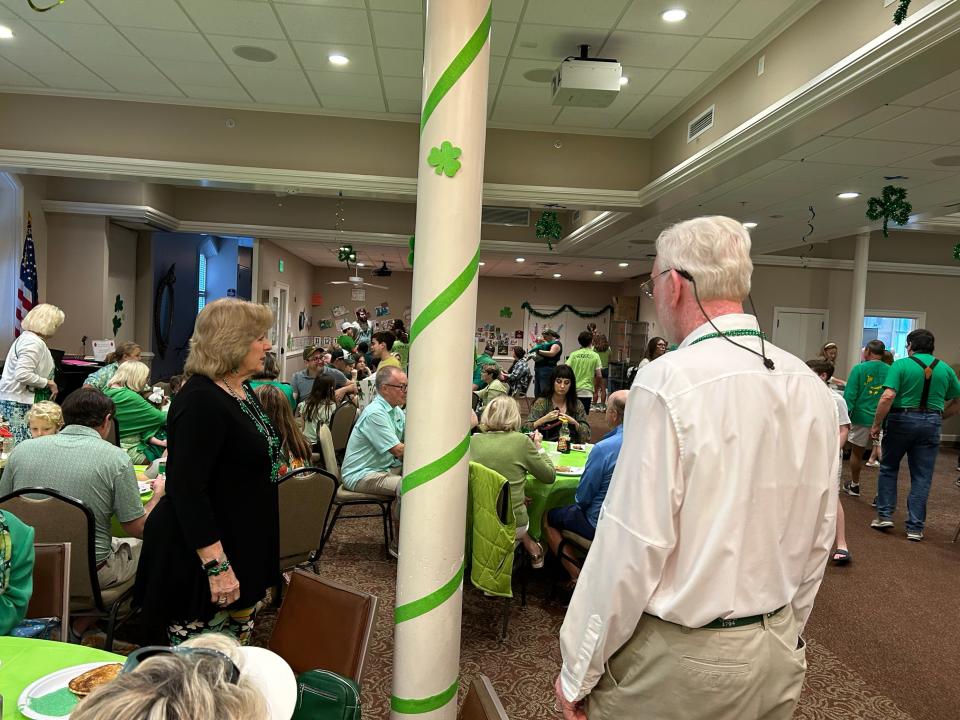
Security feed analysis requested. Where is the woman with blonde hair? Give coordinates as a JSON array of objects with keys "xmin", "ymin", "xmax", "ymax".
[
  {"xmin": 134, "ymin": 298, "xmax": 281, "ymax": 646},
  {"xmin": 104, "ymin": 361, "xmax": 167, "ymax": 463},
  {"xmin": 469, "ymin": 395, "xmax": 556, "ymax": 567},
  {"xmin": 83, "ymin": 340, "xmax": 142, "ymax": 391},
  {"xmin": 0, "ymin": 303, "xmax": 64, "ymax": 442},
  {"xmin": 254, "ymin": 384, "xmax": 311, "ymax": 474},
  {"xmin": 25, "ymin": 400, "xmax": 63, "ymax": 438}
]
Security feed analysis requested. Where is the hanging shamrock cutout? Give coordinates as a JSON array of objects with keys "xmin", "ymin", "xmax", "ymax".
[
  {"xmin": 27, "ymin": 0, "xmax": 66, "ymax": 11},
  {"xmin": 893, "ymin": 0, "xmax": 911, "ymax": 24},
  {"xmin": 499, "ymin": 306, "xmax": 512, "ymax": 319},
  {"xmin": 112, "ymin": 294, "xmax": 124, "ymax": 336},
  {"xmin": 408, "ymin": 235, "xmax": 415, "ymax": 267},
  {"xmin": 427, "ymin": 141, "xmax": 462, "ymax": 177},
  {"xmin": 866, "ymin": 185, "xmax": 912, "ymax": 238},
  {"xmin": 337, "ymin": 244, "xmax": 357, "ymax": 264},
  {"xmin": 953, "ymin": 242, "xmax": 960, "ymax": 263},
  {"xmin": 535, "ymin": 211, "xmax": 563, "ymax": 251}
]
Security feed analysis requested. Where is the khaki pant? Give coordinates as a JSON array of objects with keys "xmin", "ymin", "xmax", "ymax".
[
  {"xmin": 588, "ymin": 606, "xmax": 806, "ymax": 720},
  {"xmin": 97, "ymin": 537, "xmax": 142, "ymax": 590},
  {"xmin": 353, "ymin": 467, "xmax": 402, "ymax": 499}
]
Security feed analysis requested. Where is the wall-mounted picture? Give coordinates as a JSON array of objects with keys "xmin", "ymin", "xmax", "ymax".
[
  {"xmin": 497, "ymin": 343, "xmax": 508, "ymax": 356},
  {"xmin": 331, "ymin": 304, "xmax": 348, "ymax": 318},
  {"xmin": 375, "ymin": 302, "xmax": 390, "ymax": 317},
  {"xmin": 319, "ymin": 318, "xmax": 333, "ymax": 330},
  {"xmin": 514, "ymin": 330, "xmax": 524, "ymax": 339}
]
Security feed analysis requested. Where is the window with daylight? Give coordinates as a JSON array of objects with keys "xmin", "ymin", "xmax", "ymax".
[
  {"xmin": 862, "ymin": 314, "xmax": 923, "ymax": 360},
  {"xmin": 197, "ymin": 251, "xmax": 208, "ymax": 313}
]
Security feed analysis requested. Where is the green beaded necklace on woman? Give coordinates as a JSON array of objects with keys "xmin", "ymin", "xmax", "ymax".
[{"xmin": 221, "ymin": 375, "xmax": 283, "ymax": 483}]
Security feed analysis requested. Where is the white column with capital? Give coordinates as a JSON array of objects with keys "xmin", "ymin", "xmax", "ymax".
[{"xmin": 845, "ymin": 231, "xmax": 870, "ymax": 377}]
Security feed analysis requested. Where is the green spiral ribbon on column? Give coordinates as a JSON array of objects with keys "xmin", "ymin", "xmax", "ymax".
[{"xmin": 391, "ymin": 3, "xmax": 491, "ymax": 715}]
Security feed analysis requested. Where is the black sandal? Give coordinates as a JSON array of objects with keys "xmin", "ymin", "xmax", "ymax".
[{"xmin": 832, "ymin": 548, "xmax": 851, "ymax": 565}]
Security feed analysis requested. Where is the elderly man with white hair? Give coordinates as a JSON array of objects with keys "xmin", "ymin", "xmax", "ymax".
[{"xmin": 554, "ymin": 216, "xmax": 839, "ymax": 720}]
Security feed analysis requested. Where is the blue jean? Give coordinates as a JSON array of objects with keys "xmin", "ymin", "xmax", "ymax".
[
  {"xmin": 534, "ymin": 366, "xmax": 554, "ymax": 397},
  {"xmin": 876, "ymin": 411, "xmax": 942, "ymax": 533}
]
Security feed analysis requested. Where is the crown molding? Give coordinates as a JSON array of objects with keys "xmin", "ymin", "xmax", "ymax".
[
  {"xmin": 752, "ymin": 254, "xmax": 960, "ymax": 277},
  {"xmin": 556, "ymin": 211, "xmax": 632, "ymax": 254}
]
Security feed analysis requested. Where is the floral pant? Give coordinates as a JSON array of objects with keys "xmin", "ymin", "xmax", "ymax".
[{"xmin": 167, "ymin": 604, "xmax": 259, "ymax": 646}]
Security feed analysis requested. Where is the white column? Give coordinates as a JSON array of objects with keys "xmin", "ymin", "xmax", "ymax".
[
  {"xmin": 845, "ymin": 231, "xmax": 870, "ymax": 376},
  {"xmin": 390, "ymin": 2, "xmax": 491, "ymax": 718}
]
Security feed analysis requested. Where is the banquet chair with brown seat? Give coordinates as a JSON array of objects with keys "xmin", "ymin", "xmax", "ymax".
[
  {"xmin": 106, "ymin": 416, "xmax": 121, "ymax": 447},
  {"xmin": 459, "ymin": 675, "xmax": 510, "ymax": 720},
  {"xmin": 269, "ymin": 569, "xmax": 378, "ymax": 683},
  {"xmin": 26, "ymin": 542, "xmax": 72, "ymax": 642},
  {"xmin": 556, "ymin": 529, "xmax": 592, "ymax": 572},
  {"xmin": 329, "ymin": 402, "xmax": 358, "ymax": 461},
  {"xmin": 277, "ymin": 466, "xmax": 338, "ymax": 569},
  {"xmin": 0, "ymin": 488, "xmax": 134, "ymax": 650},
  {"xmin": 316, "ymin": 425, "xmax": 394, "ymax": 557}
]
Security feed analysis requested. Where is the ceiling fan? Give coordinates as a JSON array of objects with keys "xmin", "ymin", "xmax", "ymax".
[
  {"xmin": 328, "ymin": 272, "xmax": 388, "ymax": 290},
  {"xmin": 328, "ymin": 242, "xmax": 388, "ymax": 289}
]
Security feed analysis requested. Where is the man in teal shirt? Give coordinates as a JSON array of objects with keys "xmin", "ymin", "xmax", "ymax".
[
  {"xmin": 842, "ymin": 339, "xmax": 889, "ymax": 496},
  {"xmin": 566, "ymin": 331, "xmax": 603, "ymax": 414},
  {"xmin": 472, "ymin": 343, "xmax": 496, "ymax": 390},
  {"xmin": 870, "ymin": 329, "xmax": 960, "ymax": 540}
]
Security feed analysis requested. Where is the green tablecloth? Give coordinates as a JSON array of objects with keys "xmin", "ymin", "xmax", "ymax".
[
  {"xmin": 524, "ymin": 442, "xmax": 591, "ymax": 541},
  {"xmin": 0, "ymin": 636, "xmax": 123, "ymax": 719}
]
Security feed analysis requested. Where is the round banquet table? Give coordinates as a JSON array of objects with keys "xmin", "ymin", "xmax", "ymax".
[
  {"xmin": 0, "ymin": 636, "xmax": 124, "ymax": 719},
  {"xmin": 524, "ymin": 441, "xmax": 591, "ymax": 541}
]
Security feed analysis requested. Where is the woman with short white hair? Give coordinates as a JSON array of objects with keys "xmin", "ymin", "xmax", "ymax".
[
  {"xmin": 105, "ymin": 361, "xmax": 167, "ymax": 463},
  {"xmin": 0, "ymin": 303, "xmax": 65, "ymax": 442}
]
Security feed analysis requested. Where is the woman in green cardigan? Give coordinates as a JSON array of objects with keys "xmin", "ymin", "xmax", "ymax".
[
  {"xmin": 469, "ymin": 396, "xmax": 555, "ymax": 568},
  {"xmin": 104, "ymin": 361, "xmax": 167, "ymax": 464},
  {"xmin": 0, "ymin": 509, "xmax": 35, "ymax": 635}
]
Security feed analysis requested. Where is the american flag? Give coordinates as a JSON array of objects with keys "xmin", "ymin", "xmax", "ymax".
[{"xmin": 15, "ymin": 215, "xmax": 37, "ymax": 338}]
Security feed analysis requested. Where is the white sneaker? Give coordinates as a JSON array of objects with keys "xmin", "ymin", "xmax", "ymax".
[
  {"xmin": 865, "ymin": 460, "xmax": 880, "ymax": 468},
  {"xmin": 906, "ymin": 531, "xmax": 923, "ymax": 541},
  {"xmin": 870, "ymin": 518, "xmax": 894, "ymax": 530}
]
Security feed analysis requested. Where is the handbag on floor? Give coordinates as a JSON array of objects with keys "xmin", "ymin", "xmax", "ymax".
[{"xmin": 292, "ymin": 669, "xmax": 361, "ymax": 720}]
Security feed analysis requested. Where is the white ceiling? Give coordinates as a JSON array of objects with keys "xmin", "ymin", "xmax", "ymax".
[{"xmin": 0, "ymin": 0, "xmax": 810, "ymax": 136}]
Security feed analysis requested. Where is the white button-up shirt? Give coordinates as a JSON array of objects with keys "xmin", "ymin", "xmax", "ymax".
[{"xmin": 559, "ymin": 313, "xmax": 838, "ymax": 702}]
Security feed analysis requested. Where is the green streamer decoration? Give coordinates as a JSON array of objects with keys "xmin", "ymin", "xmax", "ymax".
[
  {"xmin": 521, "ymin": 302, "xmax": 614, "ymax": 319},
  {"xmin": 866, "ymin": 185, "xmax": 912, "ymax": 238},
  {"xmin": 392, "ymin": 679, "xmax": 460, "ymax": 715},
  {"xmin": 535, "ymin": 211, "xmax": 563, "ymax": 251},
  {"xmin": 427, "ymin": 141, "xmax": 462, "ymax": 177},
  {"xmin": 408, "ymin": 235, "xmax": 415, "ymax": 267},
  {"xmin": 337, "ymin": 244, "xmax": 357, "ymax": 264},
  {"xmin": 499, "ymin": 306, "xmax": 512, "ymax": 318},
  {"xmin": 893, "ymin": 0, "xmax": 911, "ymax": 24},
  {"xmin": 409, "ymin": 249, "xmax": 480, "ymax": 345},
  {"xmin": 27, "ymin": 0, "xmax": 65, "ymax": 11},
  {"xmin": 394, "ymin": 563, "xmax": 464, "ymax": 623},
  {"xmin": 953, "ymin": 242, "xmax": 960, "ymax": 262}
]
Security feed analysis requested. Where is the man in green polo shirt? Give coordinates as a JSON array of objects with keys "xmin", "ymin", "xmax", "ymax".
[
  {"xmin": 566, "ymin": 331, "xmax": 603, "ymax": 414},
  {"xmin": 870, "ymin": 329, "xmax": 960, "ymax": 540},
  {"xmin": 842, "ymin": 339, "xmax": 889, "ymax": 496}
]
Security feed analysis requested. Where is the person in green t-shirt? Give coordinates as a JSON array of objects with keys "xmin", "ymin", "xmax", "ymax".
[
  {"xmin": 870, "ymin": 329, "xmax": 960, "ymax": 540},
  {"xmin": 566, "ymin": 331, "xmax": 603, "ymax": 414},
  {"xmin": 842, "ymin": 339, "xmax": 889, "ymax": 496},
  {"xmin": 472, "ymin": 343, "xmax": 496, "ymax": 390}
]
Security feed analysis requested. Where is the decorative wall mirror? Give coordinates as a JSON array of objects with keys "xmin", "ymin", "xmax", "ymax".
[{"xmin": 154, "ymin": 264, "xmax": 176, "ymax": 358}]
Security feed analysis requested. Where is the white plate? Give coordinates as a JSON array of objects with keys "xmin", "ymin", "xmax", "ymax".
[
  {"xmin": 554, "ymin": 465, "xmax": 584, "ymax": 476},
  {"xmin": 19, "ymin": 662, "xmax": 114, "ymax": 719},
  {"xmin": 137, "ymin": 480, "xmax": 152, "ymax": 494}
]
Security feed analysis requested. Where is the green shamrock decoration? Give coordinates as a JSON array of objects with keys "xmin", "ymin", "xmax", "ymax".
[
  {"xmin": 953, "ymin": 242, "xmax": 960, "ymax": 263},
  {"xmin": 408, "ymin": 235, "xmax": 415, "ymax": 267},
  {"xmin": 535, "ymin": 211, "xmax": 563, "ymax": 251},
  {"xmin": 112, "ymin": 294, "xmax": 124, "ymax": 336},
  {"xmin": 113, "ymin": 294, "xmax": 123, "ymax": 313},
  {"xmin": 499, "ymin": 306, "xmax": 512, "ymax": 319},
  {"xmin": 893, "ymin": 0, "xmax": 911, "ymax": 24},
  {"xmin": 337, "ymin": 244, "xmax": 357, "ymax": 264},
  {"xmin": 866, "ymin": 185, "xmax": 912, "ymax": 238},
  {"xmin": 427, "ymin": 141, "xmax": 462, "ymax": 178},
  {"xmin": 112, "ymin": 316, "xmax": 121, "ymax": 336}
]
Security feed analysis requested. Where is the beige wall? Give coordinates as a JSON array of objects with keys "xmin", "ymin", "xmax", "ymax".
[
  {"xmin": 105, "ymin": 223, "xmax": 138, "ymax": 344},
  {"xmin": 257, "ymin": 239, "xmax": 315, "ymax": 380}
]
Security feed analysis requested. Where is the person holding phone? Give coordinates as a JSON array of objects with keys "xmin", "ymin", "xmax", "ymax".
[{"xmin": 526, "ymin": 365, "xmax": 591, "ymax": 443}]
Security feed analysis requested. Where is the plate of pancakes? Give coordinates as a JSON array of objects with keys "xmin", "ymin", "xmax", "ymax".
[{"xmin": 19, "ymin": 662, "xmax": 123, "ymax": 719}]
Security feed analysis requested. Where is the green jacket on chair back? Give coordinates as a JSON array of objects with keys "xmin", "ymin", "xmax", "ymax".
[{"xmin": 467, "ymin": 462, "xmax": 515, "ymax": 598}]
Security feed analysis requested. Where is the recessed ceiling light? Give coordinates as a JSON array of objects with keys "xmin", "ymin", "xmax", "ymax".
[
  {"xmin": 232, "ymin": 45, "xmax": 278, "ymax": 63},
  {"xmin": 743, "ymin": 222, "xmax": 758, "ymax": 229},
  {"xmin": 0, "ymin": 25, "xmax": 13, "ymax": 40},
  {"xmin": 618, "ymin": 262, "xmax": 629, "ymax": 267},
  {"xmin": 661, "ymin": 8, "xmax": 688, "ymax": 23},
  {"xmin": 594, "ymin": 270, "xmax": 604, "ymax": 275},
  {"xmin": 553, "ymin": 273, "xmax": 562, "ymax": 278},
  {"xmin": 515, "ymin": 257, "xmax": 525, "ymax": 263},
  {"xmin": 356, "ymin": 262, "xmax": 364, "ymax": 267},
  {"xmin": 619, "ymin": 76, "xmax": 629, "ymax": 86},
  {"xmin": 478, "ymin": 261, "xmax": 485, "ymax": 266},
  {"xmin": 837, "ymin": 192, "xmax": 860, "ymax": 199},
  {"xmin": 328, "ymin": 54, "xmax": 349, "ymax": 66}
]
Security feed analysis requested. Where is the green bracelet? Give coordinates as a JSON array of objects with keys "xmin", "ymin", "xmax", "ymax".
[{"xmin": 206, "ymin": 559, "xmax": 231, "ymax": 577}]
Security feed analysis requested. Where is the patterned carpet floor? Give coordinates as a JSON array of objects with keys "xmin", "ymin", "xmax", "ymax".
[{"xmin": 253, "ymin": 445, "xmax": 960, "ymax": 720}]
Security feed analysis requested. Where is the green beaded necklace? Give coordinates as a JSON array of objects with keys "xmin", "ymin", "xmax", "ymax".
[
  {"xmin": 690, "ymin": 329, "xmax": 767, "ymax": 346},
  {"xmin": 223, "ymin": 379, "xmax": 283, "ymax": 483}
]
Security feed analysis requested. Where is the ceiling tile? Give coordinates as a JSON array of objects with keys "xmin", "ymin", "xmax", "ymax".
[
  {"xmin": 88, "ymin": 0, "xmax": 194, "ymax": 32},
  {"xmin": 295, "ymin": 41, "xmax": 378, "ymax": 73},
  {"xmin": 490, "ymin": 21, "xmax": 517, "ymax": 57},
  {"xmin": 71, "ymin": 52, "xmax": 161, "ymax": 80},
  {"xmin": 320, "ymin": 94, "xmax": 386, "ymax": 112},
  {"xmin": 206, "ymin": 35, "xmax": 300, "ymax": 69},
  {"xmin": 180, "ymin": 0, "xmax": 285, "ymax": 39},
  {"xmin": 493, "ymin": 0, "xmax": 524, "ymax": 22},
  {"xmin": 510, "ymin": 24, "xmax": 605, "ymax": 62},
  {"xmin": 377, "ymin": 46, "xmax": 421, "ymax": 77},
  {"xmin": 306, "ymin": 69, "xmax": 381, "ymax": 97},
  {"xmin": 369, "ymin": 0, "xmax": 419, "ymax": 11},
  {"xmin": 273, "ymin": 0, "xmax": 364, "ymax": 7},
  {"xmin": 804, "ymin": 138, "xmax": 940, "ymax": 167},
  {"xmin": 495, "ymin": 83, "xmax": 552, "ymax": 108},
  {"xmin": 617, "ymin": 95, "xmax": 682, "ymax": 131},
  {"xmin": 765, "ymin": 159, "xmax": 877, "ymax": 184},
  {"xmin": 825, "ymin": 105, "xmax": 912, "ymax": 138},
  {"xmin": 382, "ymin": 74, "xmax": 421, "ymax": 100},
  {"xmin": 34, "ymin": 21, "xmax": 139, "ymax": 55},
  {"xmin": 605, "ymin": 31, "xmax": 698, "ymax": 68},
  {"xmin": 619, "ymin": 0, "xmax": 738, "ymax": 34},
  {"xmin": 108, "ymin": 73, "xmax": 184, "ymax": 96},
  {"xmin": 653, "ymin": 69, "xmax": 712, "ymax": 97},
  {"xmin": 30, "ymin": 69, "xmax": 114, "ymax": 91},
  {"xmin": 0, "ymin": 57, "xmax": 40, "ymax": 86},
  {"xmin": 152, "ymin": 58, "xmax": 236, "ymax": 86},
  {"xmin": 371, "ymin": 10, "xmax": 421, "ymax": 48},
  {"xmin": 676, "ymin": 37, "xmax": 748, "ymax": 71},
  {"xmin": 555, "ymin": 95, "xmax": 637, "ymax": 129},
  {"xmin": 779, "ymin": 136, "xmax": 844, "ymax": 161},
  {"xmin": 857, "ymin": 107, "xmax": 960, "ymax": 146},
  {"xmin": 618, "ymin": 67, "xmax": 668, "ymax": 96},
  {"xmin": 523, "ymin": 0, "xmax": 624, "ymax": 29},
  {"xmin": 231, "ymin": 66, "xmax": 317, "ymax": 105},
  {"xmin": 891, "ymin": 68, "xmax": 960, "ymax": 107},
  {"xmin": 180, "ymin": 82, "xmax": 252, "ymax": 102},
  {"xmin": 0, "ymin": 32, "xmax": 79, "ymax": 74},
  {"xmin": 928, "ymin": 88, "xmax": 960, "ymax": 112},
  {"xmin": 275, "ymin": 4, "xmax": 373, "ymax": 44},
  {"xmin": 487, "ymin": 55, "xmax": 506, "ymax": 85},
  {"xmin": 120, "ymin": 28, "xmax": 220, "ymax": 62},
  {"xmin": 3, "ymin": 0, "xmax": 105, "ymax": 24},
  {"xmin": 708, "ymin": 0, "xmax": 797, "ymax": 40},
  {"xmin": 386, "ymin": 97, "xmax": 420, "ymax": 114},
  {"xmin": 491, "ymin": 104, "xmax": 561, "ymax": 125},
  {"xmin": 890, "ymin": 145, "xmax": 960, "ymax": 170},
  {"xmin": 500, "ymin": 57, "xmax": 556, "ymax": 87}
]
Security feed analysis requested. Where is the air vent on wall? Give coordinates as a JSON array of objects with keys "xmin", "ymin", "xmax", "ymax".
[
  {"xmin": 482, "ymin": 206, "xmax": 531, "ymax": 226},
  {"xmin": 687, "ymin": 105, "xmax": 715, "ymax": 143}
]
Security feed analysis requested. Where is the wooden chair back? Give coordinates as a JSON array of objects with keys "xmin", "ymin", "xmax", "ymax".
[
  {"xmin": 459, "ymin": 675, "xmax": 509, "ymax": 719},
  {"xmin": 26, "ymin": 542, "xmax": 72, "ymax": 642}
]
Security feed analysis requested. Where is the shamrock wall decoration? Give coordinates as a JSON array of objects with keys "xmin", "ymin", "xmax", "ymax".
[
  {"xmin": 407, "ymin": 235, "xmax": 415, "ymax": 267},
  {"xmin": 535, "ymin": 211, "xmax": 563, "ymax": 251},
  {"xmin": 499, "ymin": 306, "xmax": 512, "ymax": 319},
  {"xmin": 337, "ymin": 244, "xmax": 357, "ymax": 264},
  {"xmin": 893, "ymin": 0, "xmax": 911, "ymax": 24},
  {"xmin": 427, "ymin": 141, "xmax": 462, "ymax": 178},
  {"xmin": 953, "ymin": 242, "xmax": 960, "ymax": 263},
  {"xmin": 112, "ymin": 294, "xmax": 124, "ymax": 336},
  {"xmin": 866, "ymin": 185, "xmax": 912, "ymax": 238}
]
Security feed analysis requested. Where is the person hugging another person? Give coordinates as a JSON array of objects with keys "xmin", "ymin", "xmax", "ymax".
[
  {"xmin": 531, "ymin": 330, "xmax": 562, "ymax": 397},
  {"xmin": 297, "ymin": 374, "xmax": 337, "ymax": 450},
  {"xmin": 25, "ymin": 400, "xmax": 63, "ymax": 438},
  {"xmin": 475, "ymin": 364, "xmax": 509, "ymax": 408},
  {"xmin": 104, "ymin": 361, "xmax": 168, "ymax": 464},
  {"xmin": 84, "ymin": 341, "xmax": 142, "ymax": 391},
  {"xmin": 526, "ymin": 365, "xmax": 591, "ymax": 443},
  {"xmin": 470, "ymin": 396, "xmax": 555, "ymax": 568},
  {"xmin": 253, "ymin": 384, "xmax": 312, "ymax": 475}
]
